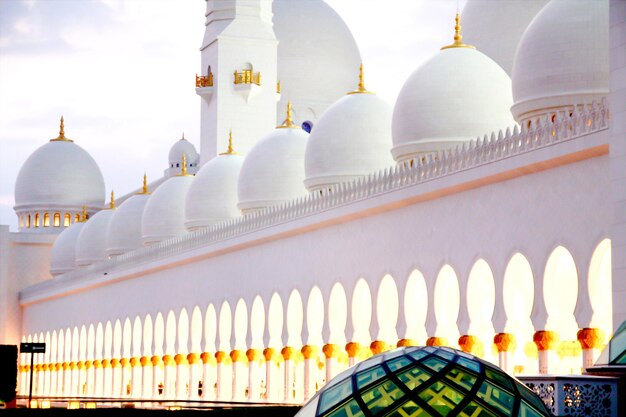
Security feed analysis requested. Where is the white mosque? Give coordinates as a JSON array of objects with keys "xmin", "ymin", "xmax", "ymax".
[{"xmin": 0, "ymin": 0, "xmax": 624, "ymax": 407}]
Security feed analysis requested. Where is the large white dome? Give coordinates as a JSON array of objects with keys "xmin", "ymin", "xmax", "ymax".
[
  {"xmin": 185, "ymin": 150, "xmax": 243, "ymax": 231},
  {"xmin": 75, "ymin": 200, "xmax": 116, "ymax": 267},
  {"xmin": 106, "ymin": 191, "xmax": 151, "ymax": 258},
  {"xmin": 304, "ymin": 75, "xmax": 394, "ymax": 192},
  {"xmin": 50, "ymin": 221, "xmax": 85, "ymax": 276},
  {"xmin": 238, "ymin": 105, "xmax": 309, "ymax": 213},
  {"xmin": 273, "ymin": 0, "xmax": 361, "ymax": 125},
  {"xmin": 14, "ymin": 119, "xmax": 105, "ymax": 231},
  {"xmin": 462, "ymin": 0, "xmax": 550, "ymax": 76},
  {"xmin": 392, "ymin": 42, "xmax": 515, "ymax": 161},
  {"xmin": 511, "ymin": 0, "xmax": 609, "ymax": 123},
  {"xmin": 143, "ymin": 174, "xmax": 194, "ymax": 245}
]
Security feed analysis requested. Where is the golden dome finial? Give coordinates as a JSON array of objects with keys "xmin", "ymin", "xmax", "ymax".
[
  {"xmin": 50, "ymin": 115, "xmax": 74, "ymax": 142},
  {"xmin": 348, "ymin": 64, "xmax": 373, "ymax": 95},
  {"xmin": 441, "ymin": 12, "xmax": 475, "ymax": 50},
  {"xmin": 277, "ymin": 101, "xmax": 298, "ymax": 129},
  {"xmin": 182, "ymin": 132, "xmax": 185, "ymax": 140},
  {"xmin": 109, "ymin": 190, "xmax": 115, "ymax": 209},
  {"xmin": 138, "ymin": 173, "xmax": 150, "ymax": 194},
  {"xmin": 181, "ymin": 153, "xmax": 188, "ymax": 176},
  {"xmin": 81, "ymin": 205, "xmax": 88, "ymax": 222},
  {"xmin": 220, "ymin": 130, "xmax": 239, "ymax": 155}
]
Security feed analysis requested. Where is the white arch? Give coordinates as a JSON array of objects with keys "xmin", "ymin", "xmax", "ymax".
[
  {"xmin": 250, "ymin": 296, "xmax": 266, "ymax": 349},
  {"xmin": 132, "ymin": 316, "xmax": 142, "ymax": 358},
  {"xmin": 306, "ymin": 286, "xmax": 324, "ymax": 346},
  {"xmin": 204, "ymin": 305, "xmax": 217, "ymax": 353},
  {"xmin": 588, "ymin": 239, "xmax": 612, "ymax": 339},
  {"xmin": 87, "ymin": 325, "xmax": 95, "ymax": 361},
  {"xmin": 404, "ymin": 270, "xmax": 428, "ymax": 343},
  {"xmin": 104, "ymin": 322, "xmax": 113, "ymax": 359},
  {"xmin": 122, "ymin": 318, "xmax": 132, "ymax": 358},
  {"xmin": 287, "ymin": 289, "xmax": 304, "ymax": 347},
  {"xmin": 218, "ymin": 301, "xmax": 232, "ymax": 352},
  {"xmin": 79, "ymin": 326, "xmax": 87, "ymax": 361},
  {"xmin": 377, "ymin": 274, "xmax": 399, "ymax": 342},
  {"xmin": 112, "ymin": 320, "xmax": 121, "ymax": 358},
  {"xmin": 544, "ymin": 246, "xmax": 579, "ymax": 340},
  {"xmin": 351, "ymin": 278, "xmax": 372, "ymax": 344},
  {"xmin": 178, "ymin": 308, "xmax": 190, "ymax": 354},
  {"xmin": 143, "ymin": 314, "xmax": 154, "ymax": 357},
  {"xmin": 165, "ymin": 311, "xmax": 177, "ymax": 355},
  {"xmin": 234, "ymin": 298, "xmax": 248, "ymax": 350},
  {"xmin": 328, "ymin": 283, "xmax": 347, "ymax": 345},
  {"xmin": 71, "ymin": 327, "xmax": 79, "ymax": 361},
  {"xmin": 95, "ymin": 323, "xmax": 104, "ymax": 359},
  {"xmin": 503, "ymin": 253, "xmax": 535, "ymax": 334},
  {"xmin": 154, "ymin": 313, "xmax": 165, "ymax": 356},
  {"xmin": 434, "ymin": 265, "xmax": 460, "ymax": 343},
  {"xmin": 268, "ymin": 293, "xmax": 284, "ymax": 348},
  {"xmin": 467, "ymin": 259, "xmax": 496, "ymax": 336},
  {"xmin": 190, "ymin": 306, "xmax": 203, "ymax": 353}
]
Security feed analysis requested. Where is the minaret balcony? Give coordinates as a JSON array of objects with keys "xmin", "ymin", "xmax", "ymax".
[
  {"xmin": 233, "ymin": 70, "xmax": 262, "ymax": 103},
  {"xmin": 195, "ymin": 73, "xmax": 214, "ymax": 100}
]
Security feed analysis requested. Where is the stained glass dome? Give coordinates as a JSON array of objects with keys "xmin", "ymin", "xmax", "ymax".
[{"xmin": 296, "ymin": 346, "xmax": 550, "ymax": 417}]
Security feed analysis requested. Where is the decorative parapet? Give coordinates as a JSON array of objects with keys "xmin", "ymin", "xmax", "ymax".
[
  {"xmin": 520, "ymin": 375, "xmax": 619, "ymax": 417},
  {"xmin": 195, "ymin": 72, "xmax": 213, "ymax": 88},
  {"xmin": 42, "ymin": 100, "xmax": 610, "ymax": 286},
  {"xmin": 234, "ymin": 69, "xmax": 261, "ymax": 86}
]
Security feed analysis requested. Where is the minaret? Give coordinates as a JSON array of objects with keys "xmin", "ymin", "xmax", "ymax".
[{"xmin": 197, "ymin": 0, "xmax": 278, "ymax": 164}]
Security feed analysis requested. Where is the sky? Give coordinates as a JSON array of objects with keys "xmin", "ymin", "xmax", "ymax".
[{"xmin": 0, "ymin": 0, "xmax": 466, "ymax": 231}]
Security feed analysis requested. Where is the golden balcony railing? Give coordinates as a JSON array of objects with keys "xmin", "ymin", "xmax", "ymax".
[
  {"xmin": 234, "ymin": 69, "xmax": 261, "ymax": 86},
  {"xmin": 195, "ymin": 72, "xmax": 214, "ymax": 88}
]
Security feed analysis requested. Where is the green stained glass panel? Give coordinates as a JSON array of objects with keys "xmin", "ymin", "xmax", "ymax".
[
  {"xmin": 477, "ymin": 381, "xmax": 514, "ymax": 416},
  {"xmin": 387, "ymin": 356, "xmax": 413, "ymax": 371},
  {"xmin": 484, "ymin": 368, "xmax": 514, "ymax": 393},
  {"xmin": 384, "ymin": 400, "xmax": 432, "ymax": 417},
  {"xmin": 325, "ymin": 398, "xmax": 365, "ymax": 417},
  {"xmin": 518, "ymin": 385, "xmax": 547, "ymax": 413},
  {"xmin": 456, "ymin": 357, "xmax": 481, "ymax": 373},
  {"xmin": 356, "ymin": 365, "xmax": 387, "ymax": 389},
  {"xmin": 397, "ymin": 366, "xmax": 431, "ymax": 390},
  {"xmin": 518, "ymin": 401, "xmax": 546, "ymax": 417},
  {"xmin": 423, "ymin": 356, "xmax": 447, "ymax": 372},
  {"xmin": 361, "ymin": 380, "xmax": 406, "ymax": 415},
  {"xmin": 434, "ymin": 349, "xmax": 455, "ymax": 361},
  {"xmin": 445, "ymin": 366, "xmax": 477, "ymax": 392},
  {"xmin": 319, "ymin": 378, "xmax": 354, "ymax": 414},
  {"xmin": 409, "ymin": 350, "xmax": 429, "ymax": 361},
  {"xmin": 458, "ymin": 401, "xmax": 499, "ymax": 417},
  {"xmin": 417, "ymin": 381, "xmax": 464, "ymax": 416}
]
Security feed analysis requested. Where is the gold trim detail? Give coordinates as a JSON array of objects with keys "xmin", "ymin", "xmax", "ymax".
[
  {"xmin": 219, "ymin": 130, "xmax": 239, "ymax": 155},
  {"xmin": 234, "ymin": 69, "xmax": 261, "ymax": 86},
  {"xmin": 196, "ymin": 72, "xmax": 214, "ymax": 87},
  {"xmin": 108, "ymin": 190, "xmax": 115, "ymax": 209},
  {"xmin": 138, "ymin": 173, "xmax": 150, "ymax": 195},
  {"xmin": 50, "ymin": 116, "xmax": 74, "ymax": 142},
  {"xmin": 441, "ymin": 12, "xmax": 475, "ymax": 50},
  {"xmin": 277, "ymin": 101, "xmax": 299, "ymax": 129},
  {"xmin": 347, "ymin": 64, "xmax": 374, "ymax": 95}
]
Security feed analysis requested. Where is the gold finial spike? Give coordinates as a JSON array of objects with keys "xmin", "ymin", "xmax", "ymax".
[
  {"xmin": 278, "ymin": 101, "xmax": 298, "ymax": 128},
  {"xmin": 109, "ymin": 190, "xmax": 115, "ymax": 209},
  {"xmin": 50, "ymin": 115, "xmax": 74, "ymax": 142},
  {"xmin": 182, "ymin": 132, "xmax": 185, "ymax": 140},
  {"xmin": 181, "ymin": 153, "xmax": 188, "ymax": 176},
  {"xmin": 347, "ymin": 64, "xmax": 373, "ymax": 95},
  {"xmin": 220, "ymin": 130, "xmax": 239, "ymax": 155},
  {"xmin": 142, "ymin": 173, "xmax": 148, "ymax": 194},
  {"xmin": 81, "ymin": 205, "xmax": 87, "ymax": 222},
  {"xmin": 441, "ymin": 12, "xmax": 475, "ymax": 50}
]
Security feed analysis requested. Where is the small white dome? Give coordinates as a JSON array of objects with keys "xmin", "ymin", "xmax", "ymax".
[
  {"xmin": 50, "ymin": 222, "xmax": 85, "ymax": 276},
  {"xmin": 238, "ymin": 110, "xmax": 309, "ymax": 213},
  {"xmin": 75, "ymin": 205, "xmax": 116, "ymax": 267},
  {"xmin": 392, "ymin": 44, "xmax": 515, "ymax": 161},
  {"xmin": 462, "ymin": 0, "xmax": 550, "ymax": 76},
  {"xmin": 511, "ymin": 0, "xmax": 609, "ymax": 123},
  {"xmin": 185, "ymin": 152, "xmax": 244, "ymax": 231},
  {"xmin": 304, "ymin": 74, "xmax": 394, "ymax": 192},
  {"xmin": 168, "ymin": 135, "xmax": 200, "ymax": 170},
  {"xmin": 274, "ymin": 0, "xmax": 362, "ymax": 125},
  {"xmin": 14, "ymin": 119, "xmax": 105, "ymax": 230},
  {"xmin": 106, "ymin": 193, "xmax": 151, "ymax": 257},
  {"xmin": 143, "ymin": 175, "xmax": 194, "ymax": 245}
]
